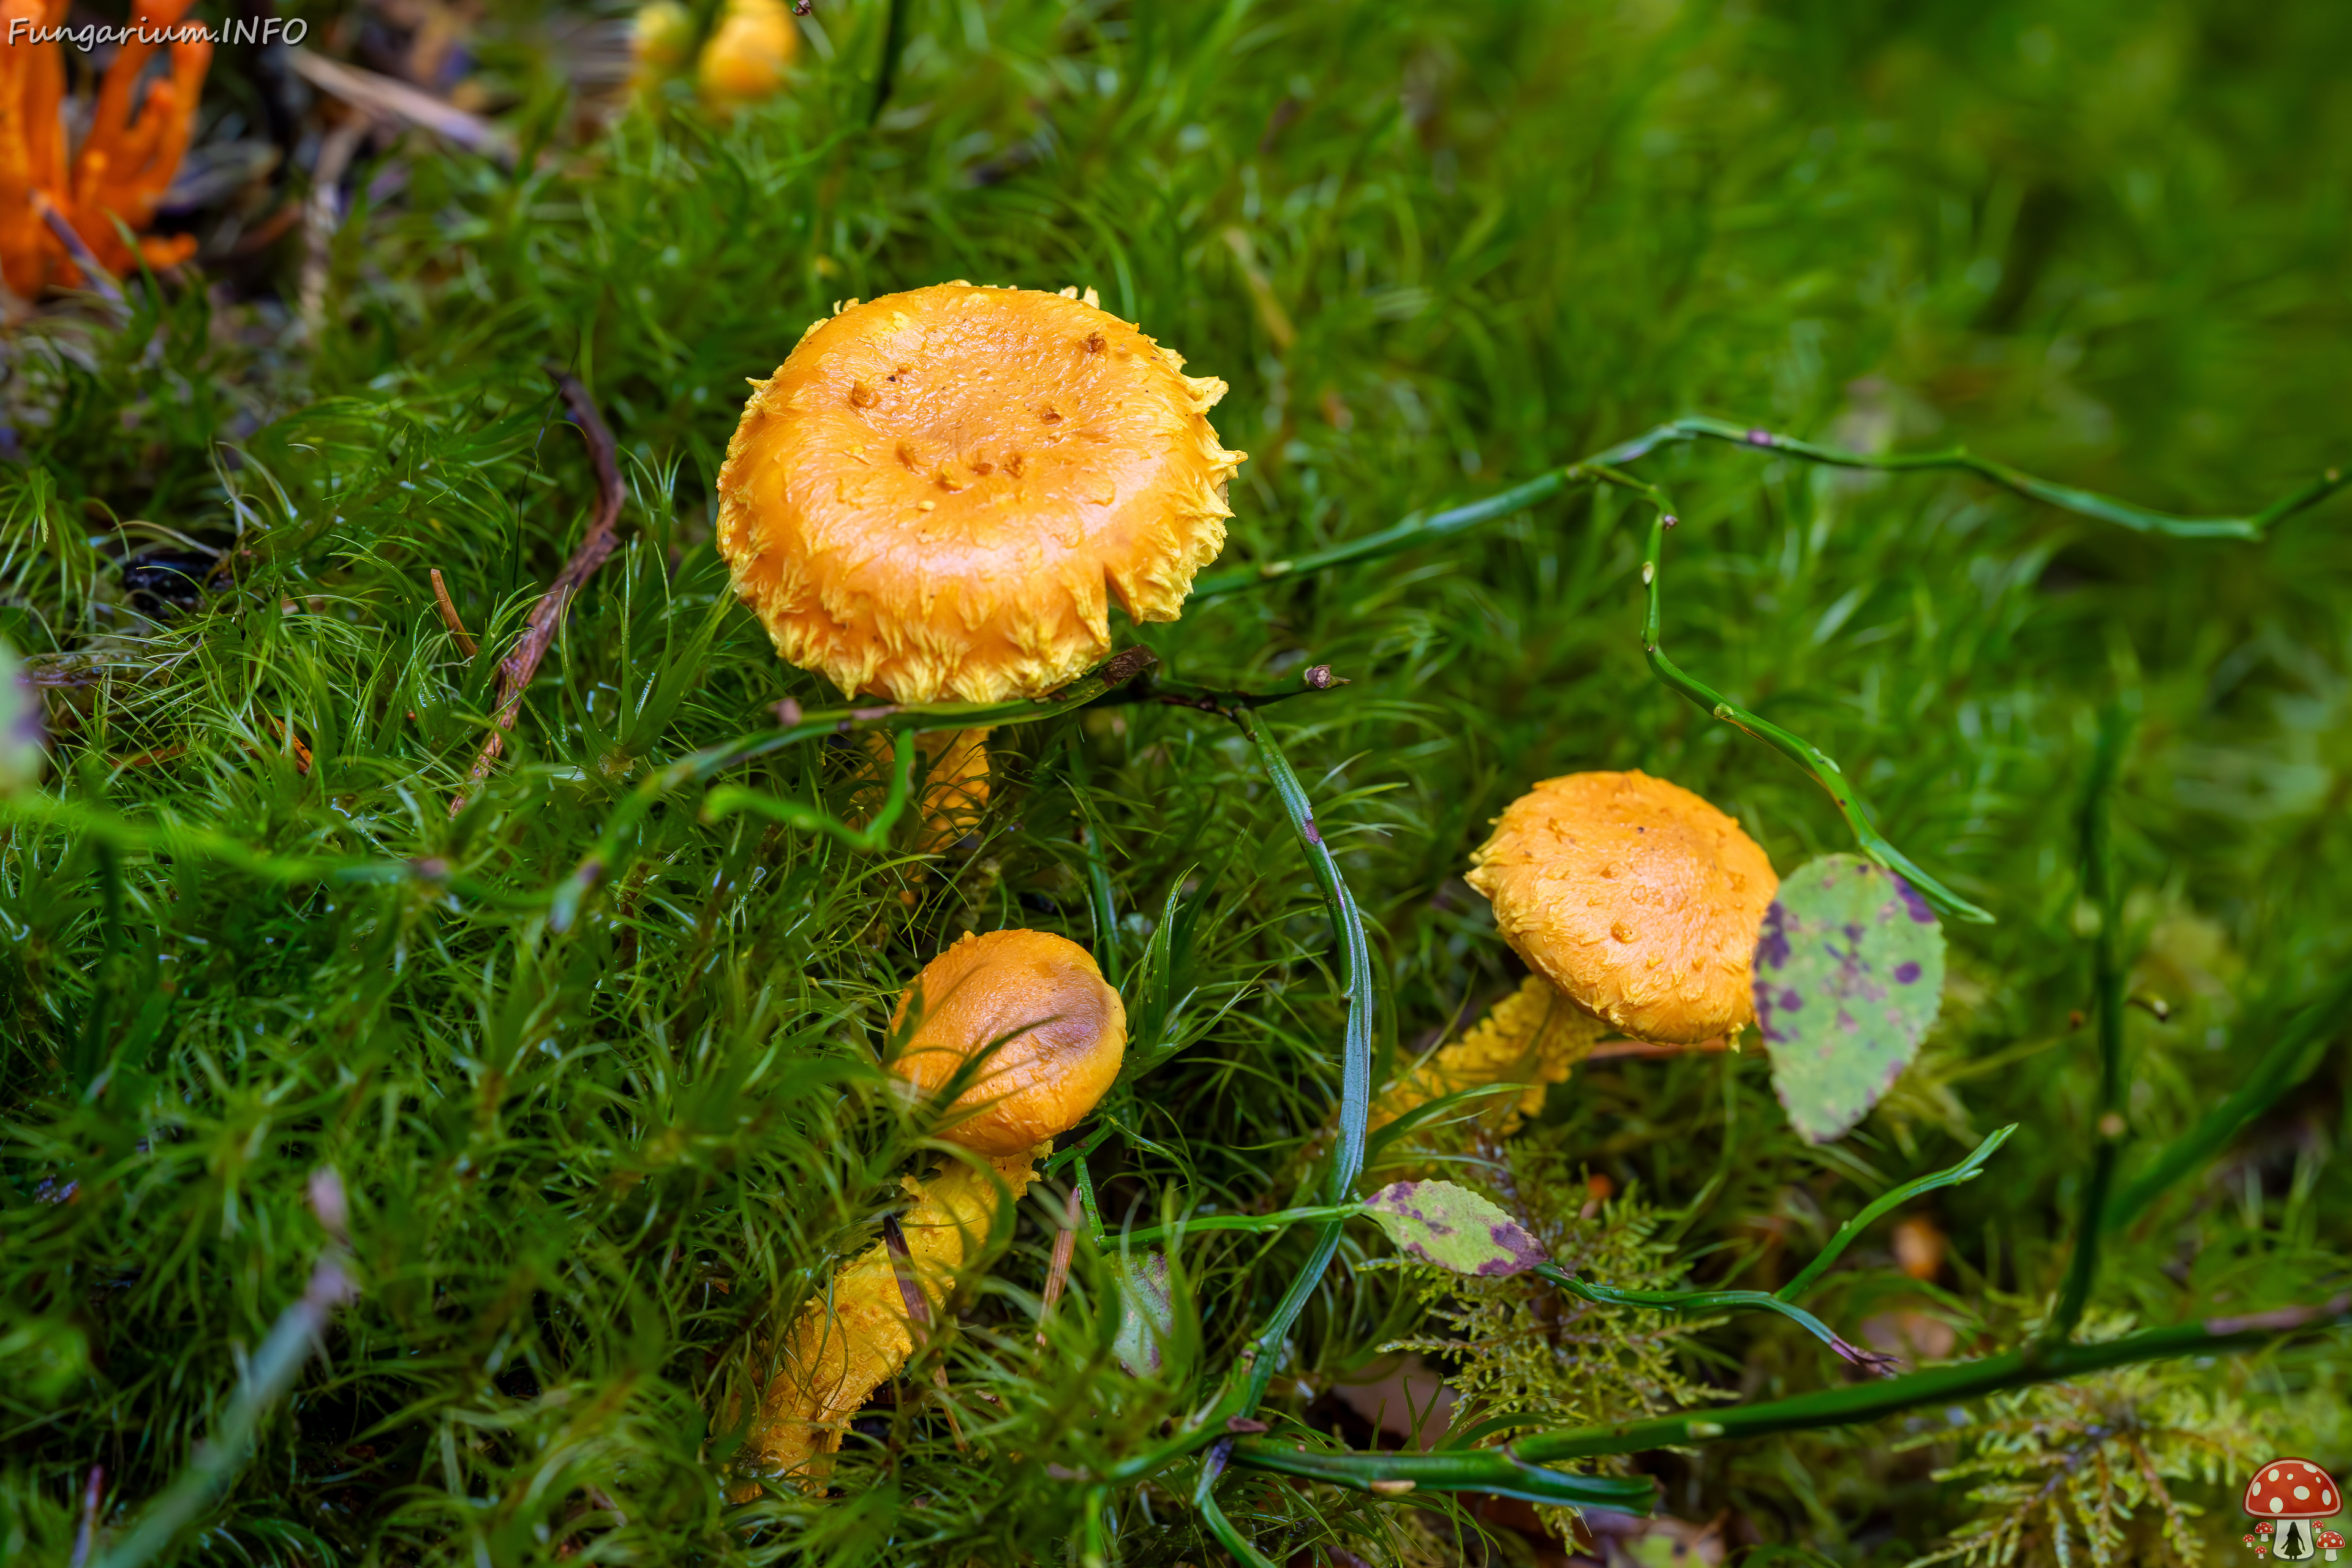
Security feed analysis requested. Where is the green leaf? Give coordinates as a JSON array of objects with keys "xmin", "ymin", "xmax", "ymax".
[
  {"xmin": 1113, "ymin": 1251, "xmax": 1172, "ymax": 1376},
  {"xmin": 0, "ymin": 638, "xmax": 42, "ymax": 795},
  {"xmin": 1362, "ymin": 1180, "xmax": 1548, "ymax": 1276},
  {"xmin": 1754, "ymin": 853, "xmax": 1947, "ymax": 1144}
]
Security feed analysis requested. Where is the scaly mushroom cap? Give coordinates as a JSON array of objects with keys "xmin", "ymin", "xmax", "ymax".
[
  {"xmin": 2245, "ymin": 1458, "xmax": 2341, "ymax": 1520},
  {"xmin": 717, "ymin": 283, "xmax": 1246, "ymax": 703},
  {"xmin": 888, "ymin": 929, "xmax": 1126, "ymax": 1156},
  {"xmin": 1464, "ymin": 771, "xmax": 1777, "ymax": 1046}
]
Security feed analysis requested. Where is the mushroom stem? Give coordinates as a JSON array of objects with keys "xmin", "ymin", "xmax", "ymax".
[
  {"xmin": 739, "ymin": 1144, "xmax": 1041, "ymax": 1490},
  {"xmin": 859, "ymin": 727, "xmax": 990, "ymax": 856},
  {"xmin": 1371, "ymin": 975, "xmax": 1606, "ymax": 1141}
]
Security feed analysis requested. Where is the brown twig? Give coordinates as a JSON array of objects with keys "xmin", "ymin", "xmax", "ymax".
[
  {"xmin": 261, "ymin": 715, "xmax": 314, "ymax": 775},
  {"xmin": 1586, "ymin": 1035, "xmax": 1733, "ymax": 1060},
  {"xmin": 69, "ymin": 1464, "xmax": 102, "ymax": 1568},
  {"xmin": 1036, "ymin": 1186, "xmax": 1084, "ymax": 1345},
  {"xmin": 299, "ymin": 118, "xmax": 366, "ymax": 337},
  {"xmin": 287, "ymin": 48, "xmax": 518, "ymax": 165},
  {"xmin": 429, "ymin": 568, "xmax": 478, "ymax": 657},
  {"xmin": 450, "ymin": 374, "xmax": 627, "ymax": 817}
]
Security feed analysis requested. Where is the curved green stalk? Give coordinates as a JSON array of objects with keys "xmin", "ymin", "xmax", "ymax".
[
  {"xmin": 1120, "ymin": 1203, "xmax": 1365, "ymax": 1248},
  {"xmin": 1472, "ymin": 1291, "xmax": 2352, "ymax": 1464},
  {"xmin": 1636, "ymin": 499, "xmax": 1992, "ymax": 922},
  {"xmin": 1539, "ymin": 1264, "xmax": 1893, "ymax": 1374},
  {"xmin": 2045, "ymin": 706, "xmax": 2135, "ymax": 1343},
  {"xmin": 1190, "ymin": 421, "xmax": 2345, "ymax": 924},
  {"xmin": 1593, "ymin": 416, "xmax": 2345, "ymax": 539},
  {"xmin": 1775, "ymin": 1124, "xmax": 2017, "ymax": 1303},
  {"xmin": 1232, "ymin": 1290, "xmax": 2352, "ymax": 1504},
  {"xmin": 1228, "ymin": 714, "xmax": 1375, "ymax": 1415},
  {"xmin": 1194, "ymin": 1439, "xmax": 1281, "ymax": 1568},
  {"xmin": 0, "ymin": 793, "xmax": 538, "ymax": 909},
  {"xmin": 699, "ymin": 728, "xmax": 912, "ymax": 852},
  {"xmin": 1230, "ymin": 1438, "xmax": 1657, "ymax": 1513},
  {"xmin": 2106, "ymin": 971, "xmax": 2352, "ymax": 1232},
  {"xmin": 1101, "ymin": 714, "xmax": 1377, "ymax": 1491}
]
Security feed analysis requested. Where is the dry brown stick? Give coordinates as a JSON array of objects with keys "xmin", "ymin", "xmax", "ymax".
[
  {"xmin": 449, "ymin": 375, "xmax": 627, "ymax": 818},
  {"xmin": 1036, "ymin": 1186, "xmax": 1084, "ymax": 1344},
  {"xmin": 299, "ymin": 118, "xmax": 367, "ymax": 337},
  {"xmin": 288, "ymin": 47, "xmax": 518, "ymax": 165},
  {"xmin": 1586, "ymin": 1035, "xmax": 1733, "ymax": 1061},
  {"xmin": 429, "ymin": 567, "xmax": 479, "ymax": 657}
]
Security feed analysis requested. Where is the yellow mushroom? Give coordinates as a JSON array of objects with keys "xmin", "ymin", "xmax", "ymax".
[
  {"xmin": 1371, "ymin": 973, "xmax": 1608, "ymax": 1139},
  {"xmin": 1372, "ymin": 772, "xmax": 1776, "ymax": 1142},
  {"xmin": 1468, "ymin": 770, "xmax": 1777, "ymax": 1045},
  {"xmin": 715, "ymin": 282, "xmax": 1246, "ymax": 706},
  {"xmin": 859, "ymin": 726, "xmax": 993, "ymax": 857},
  {"xmin": 739, "ymin": 929, "xmax": 1125, "ymax": 1487},
  {"xmin": 696, "ymin": 0, "xmax": 797, "ymax": 111},
  {"xmin": 627, "ymin": 0, "xmax": 695, "ymax": 94}
]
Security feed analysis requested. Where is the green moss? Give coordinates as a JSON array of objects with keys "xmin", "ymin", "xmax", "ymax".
[{"xmin": 4, "ymin": 0, "xmax": 2351, "ymax": 1562}]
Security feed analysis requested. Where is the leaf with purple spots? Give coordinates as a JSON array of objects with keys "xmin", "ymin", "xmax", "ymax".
[
  {"xmin": 1112, "ymin": 1251, "xmax": 1173, "ymax": 1376},
  {"xmin": 0, "ymin": 638, "xmax": 42, "ymax": 795},
  {"xmin": 1362, "ymin": 1180, "xmax": 1549, "ymax": 1276},
  {"xmin": 1753, "ymin": 853, "xmax": 1946, "ymax": 1144}
]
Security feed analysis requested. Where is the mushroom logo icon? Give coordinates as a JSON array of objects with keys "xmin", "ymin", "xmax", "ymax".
[{"xmin": 2244, "ymin": 1458, "xmax": 2343, "ymax": 1561}]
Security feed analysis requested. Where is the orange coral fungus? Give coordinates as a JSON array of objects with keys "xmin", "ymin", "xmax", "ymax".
[{"xmin": 0, "ymin": 0, "xmax": 210, "ymax": 298}]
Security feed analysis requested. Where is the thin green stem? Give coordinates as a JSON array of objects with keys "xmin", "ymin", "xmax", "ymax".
[
  {"xmin": 1228, "ymin": 1441, "xmax": 1656, "ymax": 1513},
  {"xmin": 1193, "ymin": 1439, "xmax": 1280, "ymax": 1568},
  {"xmin": 1776, "ymin": 1125, "xmax": 2018, "ymax": 1302},
  {"xmin": 1191, "ymin": 468, "xmax": 1578, "ymax": 597},
  {"xmin": 1540, "ymin": 1264, "xmax": 1893, "ymax": 1374},
  {"xmin": 1120, "ymin": 1204, "xmax": 1364, "ymax": 1248},
  {"xmin": 698, "ymin": 728, "xmax": 912, "ymax": 852},
  {"xmin": 96, "ymin": 1257, "xmax": 356, "ymax": 1568},
  {"xmin": 1308, "ymin": 1290, "xmax": 2352, "ymax": 1467},
  {"xmin": 2046, "ymin": 705, "xmax": 2134, "ymax": 1344},
  {"xmin": 1229, "ymin": 715, "xmax": 1374, "ymax": 1416},
  {"xmin": 1638, "ymin": 500, "xmax": 1992, "ymax": 923},
  {"xmin": 2106, "ymin": 971, "xmax": 2352, "ymax": 1232},
  {"xmin": 1595, "ymin": 417, "xmax": 2346, "ymax": 540},
  {"xmin": 1101, "ymin": 714, "xmax": 1376, "ymax": 1482},
  {"xmin": 0, "ymin": 794, "xmax": 536, "ymax": 909},
  {"xmin": 1194, "ymin": 419, "xmax": 2342, "ymax": 603}
]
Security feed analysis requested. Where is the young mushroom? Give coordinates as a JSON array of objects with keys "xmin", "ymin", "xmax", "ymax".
[
  {"xmin": 1374, "ymin": 772, "xmax": 1776, "ymax": 1141},
  {"xmin": 718, "ymin": 282, "xmax": 1243, "ymax": 847},
  {"xmin": 1370, "ymin": 973, "xmax": 1605, "ymax": 1139},
  {"xmin": 696, "ymin": 0, "xmax": 797, "ymax": 113},
  {"xmin": 716, "ymin": 282, "xmax": 1246, "ymax": 705},
  {"xmin": 739, "ymin": 929, "xmax": 1125, "ymax": 1486},
  {"xmin": 1468, "ymin": 770, "xmax": 1777, "ymax": 1046},
  {"xmin": 859, "ymin": 726, "xmax": 993, "ymax": 856}
]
